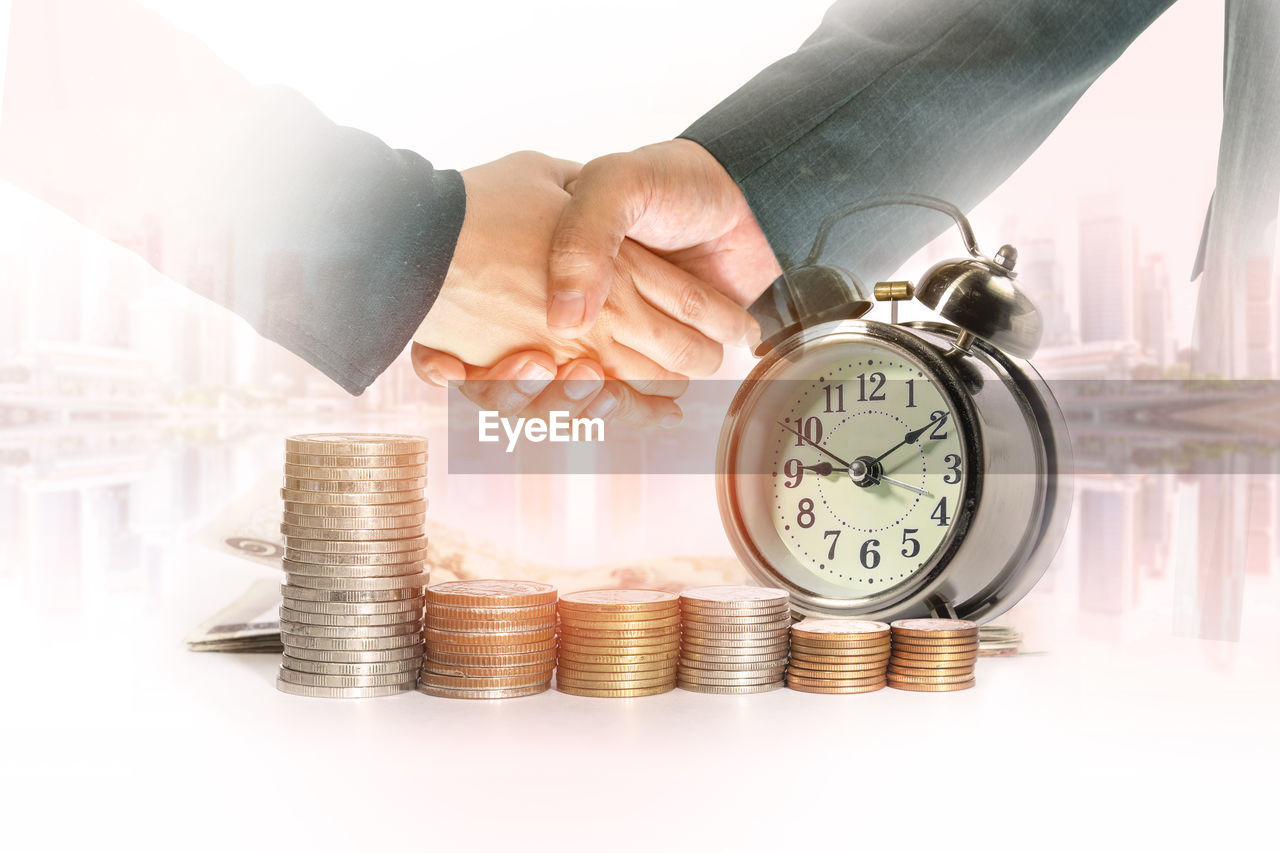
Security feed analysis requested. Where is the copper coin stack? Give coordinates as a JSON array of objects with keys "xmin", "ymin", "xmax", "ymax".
[
  {"xmin": 888, "ymin": 618, "xmax": 979, "ymax": 692},
  {"xmin": 556, "ymin": 590, "xmax": 680, "ymax": 698},
  {"xmin": 786, "ymin": 619, "xmax": 891, "ymax": 694},
  {"xmin": 275, "ymin": 434, "xmax": 428, "ymax": 699},
  {"xmin": 677, "ymin": 586, "xmax": 791, "ymax": 694},
  {"xmin": 419, "ymin": 580, "xmax": 558, "ymax": 699}
]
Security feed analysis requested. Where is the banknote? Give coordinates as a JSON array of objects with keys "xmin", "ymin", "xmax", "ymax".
[{"xmin": 185, "ymin": 578, "xmax": 282, "ymax": 652}]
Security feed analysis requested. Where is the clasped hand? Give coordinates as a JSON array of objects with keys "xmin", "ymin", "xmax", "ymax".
[{"xmin": 411, "ymin": 141, "xmax": 782, "ymax": 427}]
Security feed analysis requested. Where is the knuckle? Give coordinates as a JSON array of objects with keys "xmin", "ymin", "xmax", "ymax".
[
  {"xmin": 678, "ymin": 284, "xmax": 707, "ymax": 324},
  {"xmin": 665, "ymin": 334, "xmax": 703, "ymax": 375}
]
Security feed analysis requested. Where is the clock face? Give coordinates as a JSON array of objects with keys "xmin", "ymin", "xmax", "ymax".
[{"xmin": 723, "ymin": 333, "xmax": 975, "ymax": 606}]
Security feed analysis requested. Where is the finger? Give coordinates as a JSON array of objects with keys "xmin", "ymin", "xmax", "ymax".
[
  {"xmin": 457, "ymin": 351, "xmax": 558, "ymax": 417},
  {"xmin": 621, "ymin": 241, "xmax": 762, "ymax": 348},
  {"xmin": 547, "ymin": 152, "xmax": 648, "ymax": 337},
  {"xmin": 594, "ymin": 342, "xmax": 690, "ymax": 399},
  {"xmin": 410, "ymin": 343, "xmax": 467, "ymax": 387},
  {"xmin": 597, "ymin": 380, "xmax": 684, "ymax": 430},
  {"xmin": 515, "ymin": 358, "xmax": 607, "ymax": 421}
]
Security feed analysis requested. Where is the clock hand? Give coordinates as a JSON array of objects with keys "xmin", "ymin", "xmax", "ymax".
[
  {"xmin": 870, "ymin": 411, "xmax": 949, "ymax": 466},
  {"xmin": 777, "ymin": 422, "xmax": 853, "ymax": 469},
  {"xmin": 800, "ymin": 462, "xmax": 836, "ymax": 477},
  {"xmin": 874, "ymin": 474, "xmax": 933, "ymax": 497}
]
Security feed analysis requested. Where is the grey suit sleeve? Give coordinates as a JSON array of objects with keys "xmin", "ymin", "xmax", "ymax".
[
  {"xmin": 0, "ymin": 0, "xmax": 464, "ymax": 396},
  {"xmin": 681, "ymin": 0, "xmax": 1176, "ymax": 283}
]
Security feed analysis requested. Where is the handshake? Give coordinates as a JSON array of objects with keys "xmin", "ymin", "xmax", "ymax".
[{"xmin": 411, "ymin": 140, "xmax": 782, "ymax": 428}]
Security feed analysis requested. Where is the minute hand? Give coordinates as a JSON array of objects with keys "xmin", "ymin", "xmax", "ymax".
[
  {"xmin": 871, "ymin": 412, "xmax": 949, "ymax": 466},
  {"xmin": 777, "ymin": 422, "xmax": 853, "ymax": 470}
]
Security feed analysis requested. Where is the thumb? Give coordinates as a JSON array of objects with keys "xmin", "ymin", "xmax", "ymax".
[{"xmin": 547, "ymin": 152, "xmax": 649, "ymax": 337}]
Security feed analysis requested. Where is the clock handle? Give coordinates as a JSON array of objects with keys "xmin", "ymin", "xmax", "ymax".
[{"xmin": 747, "ymin": 265, "xmax": 873, "ymax": 357}]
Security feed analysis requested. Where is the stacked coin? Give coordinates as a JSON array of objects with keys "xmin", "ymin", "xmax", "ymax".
[
  {"xmin": 556, "ymin": 590, "xmax": 680, "ymax": 697},
  {"xmin": 419, "ymin": 580, "xmax": 558, "ymax": 699},
  {"xmin": 275, "ymin": 434, "xmax": 428, "ymax": 699},
  {"xmin": 786, "ymin": 619, "xmax": 890, "ymax": 694},
  {"xmin": 677, "ymin": 586, "xmax": 791, "ymax": 694},
  {"xmin": 888, "ymin": 618, "xmax": 979, "ymax": 692}
]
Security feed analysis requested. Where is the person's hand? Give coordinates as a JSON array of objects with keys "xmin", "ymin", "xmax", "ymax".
[
  {"xmin": 546, "ymin": 139, "xmax": 782, "ymax": 336},
  {"xmin": 411, "ymin": 346, "xmax": 683, "ymax": 428},
  {"xmin": 413, "ymin": 151, "xmax": 759, "ymax": 402}
]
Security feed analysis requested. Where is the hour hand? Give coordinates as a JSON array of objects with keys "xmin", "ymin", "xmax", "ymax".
[{"xmin": 777, "ymin": 421, "xmax": 853, "ymax": 469}]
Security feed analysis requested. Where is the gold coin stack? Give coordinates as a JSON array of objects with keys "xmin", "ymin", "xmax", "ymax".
[
  {"xmin": 888, "ymin": 618, "xmax": 979, "ymax": 692},
  {"xmin": 786, "ymin": 619, "xmax": 890, "ymax": 694},
  {"xmin": 677, "ymin": 586, "xmax": 791, "ymax": 694},
  {"xmin": 419, "ymin": 580, "xmax": 558, "ymax": 699},
  {"xmin": 275, "ymin": 434, "xmax": 428, "ymax": 699},
  {"xmin": 556, "ymin": 590, "xmax": 680, "ymax": 698}
]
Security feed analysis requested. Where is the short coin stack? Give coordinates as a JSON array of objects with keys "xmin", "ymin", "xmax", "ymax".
[
  {"xmin": 419, "ymin": 580, "xmax": 558, "ymax": 699},
  {"xmin": 677, "ymin": 586, "xmax": 791, "ymax": 694},
  {"xmin": 275, "ymin": 434, "xmax": 429, "ymax": 699},
  {"xmin": 556, "ymin": 590, "xmax": 680, "ymax": 697},
  {"xmin": 786, "ymin": 619, "xmax": 890, "ymax": 694},
  {"xmin": 888, "ymin": 618, "xmax": 979, "ymax": 692}
]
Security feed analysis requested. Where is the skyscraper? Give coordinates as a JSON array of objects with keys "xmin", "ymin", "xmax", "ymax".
[{"xmin": 1077, "ymin": 197, "xmax": 1133, "ymax": 346}]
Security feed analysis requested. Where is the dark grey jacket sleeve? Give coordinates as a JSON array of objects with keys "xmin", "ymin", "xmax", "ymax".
[
  {"xmin": 0, "ymin": 0, "xmax": 464, "ymax": 396},
  {"xmin": 681, "ymin": 0, "xmax": 1176, "ymax": 283}
]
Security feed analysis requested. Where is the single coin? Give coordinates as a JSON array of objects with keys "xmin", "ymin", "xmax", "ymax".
[
  {"xmin": 890, "ymin": 618, "xmax": 979, "ymax": 638},
  {"xmin": 420, "ymin": 671, "xmax": 550, "ymax": 690},
  {"xmin": 281, "ymin": 656, "xmax": 420, "ymax": 676},
  {"xmin": 282, "ymin": 510, "xmax": 425, "ymax": 530},
  {"xmin": 786, "ymin": 680, "xmax": 886, "ymax": 695},
  {"xmin": 557, "ymin": 611, "xmax": 681, "ymax": 627},
  {"xmin": 552, "ymin": 659, "xmax": 674, "ymax": 674},
  {"xmin": 285, "ymin": 451, "xmax": 427, "ymax": 468},
  {"xmin": 426, "ymin": 648, "xmax": 558, "ymax": 667},
  {"xmin": 281, "ymin": 643, "xmax": 424, "ymax": 663},
  {"xmin": 888, "ymin": 664, "xmax": 975, "ymax": 678},
  {"xmin": 279, "ymin": 607, "xmax": 421, "ymax": 627},
  {"xmin": 558, "ymin": 589, "xmax": 679, "ymax": 612},
  {"xmin": 428, "ymin": 639, "xmax": 557, "ymax": 658},
  {"xmin": 675, "ymin": 670, "xmax": 784, "ymax": 685},
  {"xmin": 559, "ymin": 625, "xmax": 680, "ymax": 640},
  {"xmin": 423, "ymin": 661, "xmax": 555, "ymax": 679},
  {"xmin": 556, "ymin": 650, "xmax": 679, "ymax": 666},
  {"xmin": 282, "ymin": 537, "xmax": 426, "ymax": 555},
  {"xmin": 558, "ymin": 641, "xmax": 679, "ymax": 656},
  {"xmin": 785, "ymin": 673, "xmax": 887, "ymax": 689},
  {"xmin": 891, "ymin": 640, "xmax": 980, "ymax": 654},
  {"xmin": 680, "ymin": 600, "xmax": 791, "ymax": 616},
  {"xmin": 555, "ymin": 666, "xmax": 677, "ymax": 683},
  {"xmin": 427, "ymin": 603, "xmax": 557, "ymax": 621},
  {"xmin": 283, "ymin": 476, "xmax": 427, "ymax": 494},
  {"xmin": 283, "ymin": 633, "xmax": 423, "ymax": 651},
  {"xmin": 790, "ymin": 636, "xmax": 892, "ymax": 651},
  {"xmin": 890, "ymin": 649, "xmax": 979, "ymax": 663},
  {"xmin": 280, "ymin": 619, "xmax": 421, "ymax": 639},
  {"xmin": 278, "ymin": 668, "xmax": 420, "ymax": 688},
  {"xmin": 282, "ymin": 585, "xmax": 421, "ymax": 603},
  {"xmin": 887, "ymin": 678, "xmax": 975, "ymax": 692},
  {"xmin": 285, "ymin": 434, "xmax": 427, "ymax": 456},
  {"xmin": 556, "ymin": 682, "xmax": 674, "ymax": 698},
  {"xmin": 283, "ymin": 463, "xmax": 426, "ymax": 481},
  {"xmin": 679, "ymin": 586, "xmax": 789, "ymax": 606},
  {"xmin": 677, "ymin": 681, "xmax": 783, "ymax": 695},
  {"xmin": 276, "ymin": 678, "xmax": 415, "ymax": 698},
  {"xmin": 281, "ymin": 488, "xmax": 423, "ymax": 506},
  {"xmin": 886, "ymin": 671, "xmax": 976, "ymax": 685},
  {"xmin": 681, "ymin": 613, "xmax": 793, "ymax": 628},
  {"xmin": 427, "ymin": 617, "xmax": 556, "ymax": 635},
  {"xmin": 283, "ymin": 500, "xmax": 427, "ymax": 519},
  {"xmin": 555, "ymin": 673, "xmax": 674, "ymax": 690},
  {"xmin": 889, "ymin": 655, "xmax": 977, "ymax": 668},
  {"xmin": 679, "ymin": 636, "xmax": 789, "ymax": 651},
  {"xmin": 676, "ymin": 658, "xmax": 788, "ymax": 673},
  {"xmin": 283, "ymin": 547, "xmax": 426, "ymax": 566},
  {"xmin": 787, "ymin": 659, "xmax": 889, "ymax": 674},
  {"xmin": 791, "ymin": 618, "xmax": 890, "ymax": 638},
  {"xmin": 427, "ymin": 580, "xmax": 557, "ymax": 607},
  {"xmin": 282, "ymin": 597, "xmax": 422, "ymax": 615},
  {"xmin": 418, "ymin": 682, "xmax": 549, "ymax": 700},
  {"xmin": 680, "ymin": 626, "xmax": 791, "ymax": 641},
  {"xmin": 281, "ymin": 523, "xmax": 423, "ymax": 541},
  {"xmin": 790, "ymin": 651, "xmax": 891, "ymax": 665},
  {"xmin": 425, "ymin": 627, "xmax": 556, "ymax": 645},
  {"xmin": 283, "ymin": 572, "xmax": 428, "ymax": 591},
  {"xmin": 282, "ymin": 559, "xmax": 426, "ymax": 579},
  {"xmin": 678, "ymin": 648, "xmax": 790, "ymax": 663}
]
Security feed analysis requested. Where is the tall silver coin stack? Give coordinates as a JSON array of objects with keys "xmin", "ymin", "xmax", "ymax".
[
  {"xmin": 677, "ymin": 586, "xmax": 792, "ymax": 694},
  {"xmin": 275, "ymin": 433, "xmax": 429, "ymax": 699}
]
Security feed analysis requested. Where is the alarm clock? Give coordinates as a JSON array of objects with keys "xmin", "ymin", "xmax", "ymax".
[{"xmin": 717, "ymin": 194, "xmax": 1072, "ymax": 623}]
